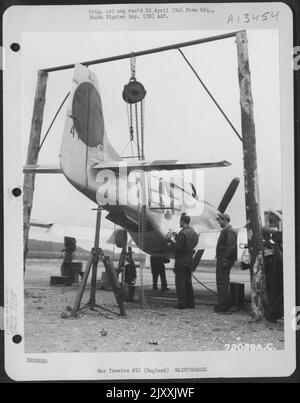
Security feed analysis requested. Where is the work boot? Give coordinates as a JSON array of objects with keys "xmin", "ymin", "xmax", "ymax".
[
  {"xmin": 161, "ymin": 287, "xmax": 170, "ymax": 291},
  {"xmin": 213, "ymin": 304, "xmax": 223, "ymax": 312},
  {"xmin": 174, "ymin": 303, "xmax": 187, "ymax": 309},
  {"xmin": 266, "ymin": 315, "xmax": 279, "ymax": 323},
  {"xmin": 214, "ymin": 304, "xmax": 230, "ymax": 313}
]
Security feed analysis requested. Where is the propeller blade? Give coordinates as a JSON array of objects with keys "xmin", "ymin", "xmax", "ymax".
[
  {"xmin": 192, "ymin": 178, "xmax": 239, "ymax": 272},
  {"xmin": 192, "ymin": 249, "xmax": 205, "ymax": 271},
  {"xmin": 217, "ymin": 177, "xmax": 240, "ymax": 213}
]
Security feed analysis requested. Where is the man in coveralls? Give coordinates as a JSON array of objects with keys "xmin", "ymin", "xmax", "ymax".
[
  {"xmin": 214, "ymin": 213, "xmax": 237, "ymax": 313},
  {"xmin": 166, "ymin": 213, "xmax": 199, "ymax": 309}
]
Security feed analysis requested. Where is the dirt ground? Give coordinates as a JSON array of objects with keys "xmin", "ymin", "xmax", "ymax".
[{"xmin": 24, "ymin": 259, "xmax": 284, "ymax": 353}]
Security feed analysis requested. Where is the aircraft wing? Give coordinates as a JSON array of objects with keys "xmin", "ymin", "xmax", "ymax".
[
  {"xmin": 92, "ymin": 160, "xmax": 231, "ymax": 172},
  {"xmin": 29, "ymin": 220, "xmax": 137, "ymax": 249},
  {"xmin": 196, "ymin": 228, "xmax": 247, "ymax": 260},
  {"xmin": 30, "ymin": 219, "xmax": 55, "ymax": 229},
  {"xmin": 30, "ymin": 220, "xmax": 116, "ymax": 242}
]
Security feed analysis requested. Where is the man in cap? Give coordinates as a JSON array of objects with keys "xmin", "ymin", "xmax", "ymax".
[
  {"xmin": 166, "ymin": 213, "xmax": 199, "ymax": 309},
  {"xmin": 214, "ymin": 213, "xmax": 237, "ymax": 313}
]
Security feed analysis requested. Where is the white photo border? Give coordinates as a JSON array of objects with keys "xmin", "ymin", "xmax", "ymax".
[{"xmin": 3, "ymin": 2, "xmax": 296, "ymax": 381}]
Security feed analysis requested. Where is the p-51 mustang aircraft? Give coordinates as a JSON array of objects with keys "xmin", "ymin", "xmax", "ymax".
[{"xmin": 25, "ymin": 64, "xmax": 240, "ymax": 262}]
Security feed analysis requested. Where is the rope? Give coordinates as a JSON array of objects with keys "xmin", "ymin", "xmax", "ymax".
[
  {"xmin": 192, "ymin": 274, "xmax": 218, "ymax": 296},
  {"xmin": 178, "ymin": 48, "xmax": 243, "ymax": 143},
  {"xmin": 130, "ymin": 138, "xmax": 135, "ymax": 159},
  {"xmin": 38, "ymin": 91, "xmax": 70, "ymax": 152},
  {"xmin": 120, "ymin": 139, "xmax": 132, "ymax": 157}
]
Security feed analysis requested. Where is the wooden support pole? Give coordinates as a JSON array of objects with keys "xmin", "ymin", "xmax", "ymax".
[
  {"xmin": 236, "ymin": 31, "xmax": 266, "ymax": 319},
  {"xmin": 23, "ymin": 70, "xmax": 48, "ymax": 267},
  {"xmin": 89, "ymin": 207, "xmax": 102, "ymax": 306}
]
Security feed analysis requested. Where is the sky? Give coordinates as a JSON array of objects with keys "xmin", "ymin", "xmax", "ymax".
[{"xmin": 22, "ymin": 29, "xmax": 281, "ymax": 248}]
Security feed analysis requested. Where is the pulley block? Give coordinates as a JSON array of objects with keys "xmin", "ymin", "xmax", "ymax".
[{"xmin": 122, "ymin": 79, "xmax": 146, "ymax": 104}]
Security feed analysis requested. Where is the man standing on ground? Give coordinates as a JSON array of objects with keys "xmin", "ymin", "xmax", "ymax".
[
  {"xmin": 166, "ymin": 213, "xmax": 199, "ymax": 309},
  {"xmin": 123, "ymin": 252, "xmax": 137, "ymax": 302},
  {"xmin": 215, "ymin": 213, "xmax": 237, "ymax": 313},
  {"xmin": 61, "ymin": 236, "xmax": 76, "ymax": 276},
  {"xmin": 150, "ymin": 256, "xmax": 170, "ymax": 291},
  {"xmin": 262, "ymin": 226, "xmax": 284, "ymax": 323}
]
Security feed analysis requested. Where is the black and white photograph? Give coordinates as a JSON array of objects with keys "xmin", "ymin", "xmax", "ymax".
[{"xmin": 2, "ymin": 2, "xmax": 297, "ymax": 381}]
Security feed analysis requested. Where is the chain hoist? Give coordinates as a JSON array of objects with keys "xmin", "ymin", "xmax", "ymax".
[
  {"xmin": 122, "ymin": 55, "xmax": 146, "ymax": 161},
  {"xmin": 122, "ymin": 56, "xmax": 148, "ymax": 308}
]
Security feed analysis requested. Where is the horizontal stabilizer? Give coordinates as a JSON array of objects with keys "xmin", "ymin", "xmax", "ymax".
[
  {"xmin": 92, "ymin": 160, "xmax": 231, "ymax": 172},
  {"xmin": 30, "ymin": 220, "xmax": 54, "ymax": 229},
  {"xmin": 23, "ymin": 165, "xmax": 62, "ymax": 174}
]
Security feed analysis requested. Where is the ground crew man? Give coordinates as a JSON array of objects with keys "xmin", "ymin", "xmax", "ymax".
[
  {"xmin": 262, "ymin": 226, "xmax": 283, "ymax": 322},
  {"xmin": 166, "ymin": 213, "xmax": 199, "ymax": 309},
  {"xmin": 123, "ymin": 252, "xmax": 137, "ymax": 302},
  {"xmin": 214, "ymin": 213, "xmax": 237, "ymax": 313},
  {"xmin": 150, "ymin": 256, "xmax": 170, "ymax": 291},
  {"xmin": 262, "ymin": 226, "xmax": 276, "ymax": 302},
  {"xmin": 60, "ymin": 236, "xmax": 76, "ymax": 276}
]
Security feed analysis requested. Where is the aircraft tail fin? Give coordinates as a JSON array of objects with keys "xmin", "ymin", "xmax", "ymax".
[{"xmin": 59, "ymin": 64, "xmax": 120, "ymax": 187}]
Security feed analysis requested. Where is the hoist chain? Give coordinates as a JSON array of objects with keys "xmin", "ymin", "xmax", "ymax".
[
  {"xmin": 138, "ymin": 97, "xmax": 147, "ymax": 307},
  {"xmin": 135, "ymin": 102, "xmax": 141, "ymax": 160},
  {"xmin": 134, "ymin": 101, "xmax": 145, "ymax": 161},
  {"xmin": 138, "ymin": 173, "xmax": 147, "ymax": 308},
  {"xmin": 125, "ymin": 56, "xmax": 145, "ymax": 160},
  {"xmin": 140, "ymin": 99, "xmax": 145, "ymax": 160},
  {"xmin": 129, "ymin": 104, "xmax": 134, "ymax": 142},
  {"xmin": 124, "ymin": 57, "xmax": 147, "ymax": 308},
  {"xmin": 135, "ymin": 85, "xmax": 146, "ymax": 306},
  {"xmin": 126, "ymin": 103, "xmax": 144, "ymax": 160},
  {"xmin": 130, "ymin": 56, "xmax": 136, "ymax": 80}
]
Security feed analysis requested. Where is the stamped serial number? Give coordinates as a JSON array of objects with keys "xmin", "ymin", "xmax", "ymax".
[
  {"xmin": 225, "ymin": 343, "xmax": 276, "ymax": 352},
  {"xmin": 227, "ymin": 11, "xmax": 279, "ymax": 24}
]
